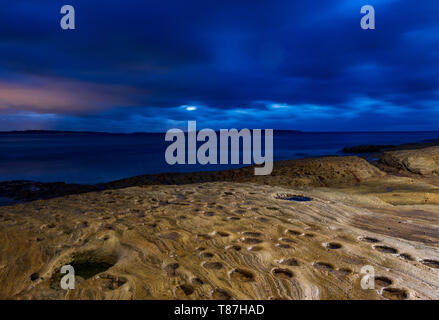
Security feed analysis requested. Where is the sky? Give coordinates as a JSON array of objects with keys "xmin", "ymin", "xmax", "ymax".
[{"xmin": 0, "ymin": 0, "xmax": 438, "ymax": 132}]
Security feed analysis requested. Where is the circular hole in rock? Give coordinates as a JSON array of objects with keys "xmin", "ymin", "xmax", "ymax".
[
  {"xmin": 336, "ymin": 268, "xmax": 352, "ymax": 276},
  {"xmin": 191, "ymin": 277, "xmax": 204, "ymax": 285},
  {"xmin": 398, "ymin": 253, "xmax": 414, "ymax": 261},
  {"xmin": 286, "ymin": 229, "xmax": 302, "ymax": 236},
  {"xmin": 313, "ymin": 262, "xmax": 334, "ymax": 272},
  {"xmin": 242, "ymin": 232, "xmax": 262, "ymax": 237},
  {"xmin": 177, "ymin": 284, "xmax": 195, "ymax": 296},
  {"xmin": 229, "ymin": 268, "xmax": 255, "ymax": 282},
  {"xmin": 203, "ymin": 262, "xmax": 223, "ymax": 270},
  {"xmin": 421, "ymin": 259, "xmax": 439, "ymax": 269},
  {"xmin": 226, "ymin": 245, "xmax": 242, "ymax": 251},
  {"xmin": 272, "ymin": 268, "xmax": 293, "ymax": 279},
  {"xmin": 373, "ymin": 245, "xmax": 398, "ymax": 254},
  {"xmin": 381, "ymin": 287, "xmax": 408, "ymax": 300},
  {"xmin": 200, "ymin": 252, "xmax": 214, "ymax": 259},
  {"xmin": 50, "ymin": 251, "xmax": 117, "ymax": 288},
  {"xmin": 67, "ymin": 258, "xmax": 115, "ymax": 280},
  {"xmin": 375, "ymin": 276, "xmax": 393, "ymax": 287},
  {"xmin": 275, "ymin": 243, "xmax": 291, "ymax": 249},
  {"xmin": 359, "ymin": 236, "xmax": 380, "ymax": 243},
  {"xmin": 240, "ymin": 238, "xmax": 263, "ymax": 245},
  {"xmin": 30, "ymin": 273, "xmax": 39, "ymax": 281},
  {"xmin": 325, "ymin": 242, "xmax": 342, "ymax": 249}
]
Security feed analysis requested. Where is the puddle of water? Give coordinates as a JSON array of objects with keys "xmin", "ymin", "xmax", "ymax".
[
  {"xmin": 284, "ymin": 196, "xmax": 312, "ymax": 202},
  {"xmin": 50, "ymin": 261, "xmax": 114, "ymax": 289},
  {"xmin": 71, "ymin": 261, "xmax": 114, "ymax": 280}
]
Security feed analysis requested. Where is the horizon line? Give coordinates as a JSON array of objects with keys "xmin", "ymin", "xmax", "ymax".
[{"xmin": 1, "ymin": 129, "xmax": 439, "ymax": 135}]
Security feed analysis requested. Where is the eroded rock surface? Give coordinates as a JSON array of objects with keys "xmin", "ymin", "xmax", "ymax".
[
  {"xmin": 381, "ymin": 146, "xmax": 439, "ymax": 176},
  {"xmin": 0, "ymin": 180, "xmax": 438, "ymax": 300},
  {"xmin": 0, "ymin": 155, "xmax": 439, "ymax": 300}
]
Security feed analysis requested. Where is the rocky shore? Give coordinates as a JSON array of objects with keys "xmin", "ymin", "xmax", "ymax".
[{"xmin": 0, "ymin": 143, "xmax": 439, "ymax": 299}]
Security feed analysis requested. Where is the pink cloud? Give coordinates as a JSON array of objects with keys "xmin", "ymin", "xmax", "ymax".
[{"xmin": 0, "ymin": 75, "xmax": 141, "ymax": 114}]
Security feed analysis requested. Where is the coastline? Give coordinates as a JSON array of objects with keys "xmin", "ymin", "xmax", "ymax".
[
  {"xmin": 1, "ymin": 139, "xmax": 438, "ymax": 204},
  {"xmin": 1, "ymin": 142, "xmax": 439, "ymax": 299}
]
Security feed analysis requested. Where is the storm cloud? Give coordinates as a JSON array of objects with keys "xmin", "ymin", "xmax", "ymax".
[{"xmin": 0, "ymin": 0, "xmax": 438, "ymax": 131}]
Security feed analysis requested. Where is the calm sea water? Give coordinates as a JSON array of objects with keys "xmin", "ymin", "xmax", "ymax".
[{"xmin": 1, "ymin": 131, "xmax": 439, "ymax": 184}]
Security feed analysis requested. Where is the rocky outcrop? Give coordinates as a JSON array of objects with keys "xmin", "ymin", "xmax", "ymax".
[
  {"xmin": 267, "ymin": 156, "xmax": 386, "ymax": 186},
  {"xmin": 0, "ymin": 156, "xmax": 386, "ymax": 205},
  {"xmin": 380, "ymin": 146, "xmax": 439, "ymax": 176},
  {"xmin": 106, "ymin": 156, "xmax": 387, "ymax": 190},
  {"xmin": 2, "ymin": 182, "xmax": 439, "ymax": 300}
]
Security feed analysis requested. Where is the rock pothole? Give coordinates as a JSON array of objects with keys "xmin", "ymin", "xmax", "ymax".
[
  {"xmin": 229, "ymin": 268, "xmax": 255, "ymax": 282},
  {"xmin": 375, "ymin": 276, "xmax": 393, "ymax": 287},
  {"xmin": 373, "ymin": 245, "xmax": 398, "ymax": 254},
  {"xmin": 420, "ymin": 259, "xmax": 439, "ymax": 269},
  {"xmin": 286, "ymin": 229, "xmax": 302, "ymax": 236},
  {"xmin": 381, "ymin": 287, "xmax": 408, "ymax": 300},
  {"xmin": 398, "ymin": 253, "xmax": 414, "ymax": 261},
  {"xmin": 272, "ymin": 268, "xmax": 294, "ymax": 279},
  {"xmin": 200, "ymin": 252, "xmax": 214, "ymax": 259},
  {"xmin": 203, "ymin": 262, "xmax": 223, "ymax": 270},
  {"xmin": 324, "ymin": 242, "xmax": 342, "ymax": 249},
  {"xmin": 176, "ymin": 284, "xmax": 195, "ymax": 296},
  {"xmin": 313, "ymin": 262, "xmax": 334, "ymax": 272},
  {"xmin": 359, "ymin": 236, "xmax": 380, "ymax": 243},
  {"xmin": 242, "ymin": 232, "xmax": 263, "ymax": 237},
  {"xmin": 50, "ymin": 250, "xmax": 117, "ymax": 289},
  {"xmin": 240, "ymin": 238, "xmax": 263, "ymax": 244}
]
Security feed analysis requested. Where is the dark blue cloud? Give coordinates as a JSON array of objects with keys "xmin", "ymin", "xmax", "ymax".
[{"xmin": 0, "ymin": 0, "xmax": 438, "ymax": 131}]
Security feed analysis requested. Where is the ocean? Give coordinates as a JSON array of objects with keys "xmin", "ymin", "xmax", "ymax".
[{"xmin": 1, "ymin": 131, "xmax": 439, "ymax": 184}]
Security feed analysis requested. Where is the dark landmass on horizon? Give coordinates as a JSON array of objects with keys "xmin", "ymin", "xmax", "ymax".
[
  {"xmin": 0, "ymin": 129, "xmax": 303, "ymax": 135},
  {"xmin": 2, "ymin": 130, "xmax": 439, "ymax": 135}
]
